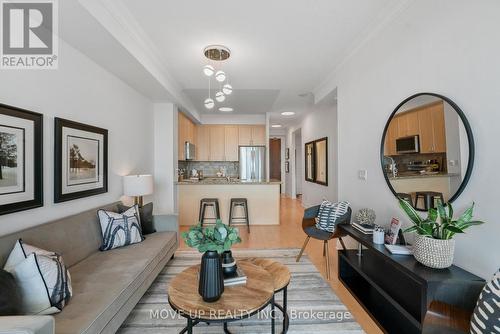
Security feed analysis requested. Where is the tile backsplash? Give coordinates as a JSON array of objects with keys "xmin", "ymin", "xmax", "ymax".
[{"xmin": 178, "ymin": 161, "xmax": 239, "ymax": 178}]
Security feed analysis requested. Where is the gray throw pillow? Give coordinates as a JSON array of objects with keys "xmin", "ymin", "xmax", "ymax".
[
  {"xmin": 315, "ymin": 200, "xmax": 350, "ymax": 232},
  {"xmin": 0, "ymin": 268, "xmax": 21, "ymax": 315},
  {"xmin": 117, "ymin": 202, "xmax": 156, "ymax": 235}
]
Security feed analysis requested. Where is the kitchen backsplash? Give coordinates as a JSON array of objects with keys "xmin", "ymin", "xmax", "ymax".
[
  {"xmin": 178, "ymin": 161, "xmax": 240, "ymax": 178},
  {"xmin": 392, "ymin": 152, "xmax": 448, "ymax": 173}
]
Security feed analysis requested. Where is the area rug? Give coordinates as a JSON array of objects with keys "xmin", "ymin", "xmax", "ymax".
[{"xmin": 118, "ymin": 248, "xmax": 365, "ymax": 333}]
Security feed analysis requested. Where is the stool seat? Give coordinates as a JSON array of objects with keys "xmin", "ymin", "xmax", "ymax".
[
  {"xmin": 229, "ymin": 198, "xmax": 250, "ymax": 233},
  {"xmin": 198, "ymin": 198, "xmax": 221, "ymax": 225},
  {"xmin": 415, "ymin": 191, "xmax": 445, "ymax": 210}
]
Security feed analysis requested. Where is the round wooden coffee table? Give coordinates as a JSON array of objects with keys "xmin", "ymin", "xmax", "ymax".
[
  {"xmin": 168, "ymin": 260, "xmax": 276, "ymax": 334},
  {"xmin": 243, "ymin": 258, "xmax": 291, "ymax": 333}
]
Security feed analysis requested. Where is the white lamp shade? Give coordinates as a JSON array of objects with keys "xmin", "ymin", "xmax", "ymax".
[{"xmin": 123, "ymin": 175, "xmax": 154, "ymax": 196}]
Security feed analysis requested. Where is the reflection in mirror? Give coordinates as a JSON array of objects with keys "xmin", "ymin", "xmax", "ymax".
[
  {"xmin": 382, "ymin": 94, "xmax": 473, "ymax": 210},
  {"xmin": 315, "ymin": 138, "xmax": 328, "ymax": 185},
  {"xmin": 305, "ymin": 142, "xmax": 314, "ymax": 182}
]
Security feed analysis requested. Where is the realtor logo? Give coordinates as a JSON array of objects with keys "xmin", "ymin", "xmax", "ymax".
[{"xmin": 1, "ymin": 0, "xmax": 58, "ymax": 69}]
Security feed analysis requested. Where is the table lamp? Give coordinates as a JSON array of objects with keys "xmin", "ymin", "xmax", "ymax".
[{"xmin": 123, "ymin": 174, "xmax": 154, "ymax": 207}]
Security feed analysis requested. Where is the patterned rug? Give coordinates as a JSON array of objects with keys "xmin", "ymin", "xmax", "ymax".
[{"xmin": 118, "ymin": 249, "xmax": 365, "ymax": 333}]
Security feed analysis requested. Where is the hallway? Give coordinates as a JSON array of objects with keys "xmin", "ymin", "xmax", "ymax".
[{"xmin": 179, "ymin": 196, "xmax": 382, "ymax": 333}]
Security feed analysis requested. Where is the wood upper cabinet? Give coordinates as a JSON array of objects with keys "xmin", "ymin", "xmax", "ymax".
[
  {"xmin": 196, "ymin": 125, "xmax": 210, "ymax": 161},
  {"xmin": 418, "ymin": 101, "xmax": 446, "ymax": 153},
  {"xmin": 396, "ymin": 111, "xmax": 420, "ymax": 138},
  {"xmin": 251, "ymin": 125, "xmax": 266, "ymax": 145},
  {"xmin": 224, "ymin": 126, "xmax": 239, "ymax": 161},
  {"xmin": 178, "ymin": 112, "xmax": 196, "ymax": 160},
  {"xmin": 385, "ymin": 118, "xmax": 399, "ymax": 156},
  {"xmin": 238, "ymin": 126, "xmax": 252, "ymax": 146},
  {"xmin": 209, "ymin": 125, "xmax": 225, "ymax": 161}
]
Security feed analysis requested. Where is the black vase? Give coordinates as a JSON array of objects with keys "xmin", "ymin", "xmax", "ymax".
[
  {"xmin": 199, "ymin": 251, "xmax": 224, "ymax": 302},
  {"xmin": 222, "ymin": 250, "xmax": 238, "ymax": 277}
]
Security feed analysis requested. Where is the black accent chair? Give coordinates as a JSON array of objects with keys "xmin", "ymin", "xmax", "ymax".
[{"xmin": 296, "ymin": 205, "xmax": 352, "ymax": 280}]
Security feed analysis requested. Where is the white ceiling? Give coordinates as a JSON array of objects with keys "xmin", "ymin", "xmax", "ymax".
[{"xmin": 60, "ymin": 0, "xmax": 403, "ymax": 124}]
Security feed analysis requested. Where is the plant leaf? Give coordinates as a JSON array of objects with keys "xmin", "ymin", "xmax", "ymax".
[
  {"xmin": 398, "ymin": 198, "xmax": 423, "ymax": 225},
  {"xmin": 428, "ymin": 208, "xmax": 438, "ymax": 222},
  {"xmin": 444, "ymin": 225, "xmax": 465, "ymax": 234},
  {"xmin": 447, "ymin": 202, "xmax": 454, "ymax": 220}
]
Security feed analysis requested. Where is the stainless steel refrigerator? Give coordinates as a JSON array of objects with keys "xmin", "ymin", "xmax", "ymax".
[{"xmin": 239, "ymin": 146, "xmax": 266, "ymax": 182}]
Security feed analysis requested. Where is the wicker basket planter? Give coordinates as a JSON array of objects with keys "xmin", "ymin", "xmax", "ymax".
[{"xmin": 413, "ymin": 234, "xmax": 455, "ymax": 269}]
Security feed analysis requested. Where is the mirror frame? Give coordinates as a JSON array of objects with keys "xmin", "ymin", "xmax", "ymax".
[
  {"xmin": 380, "ymin": 92, "xmax": 475, "ymax": 209},
  {"xmin": 305, "ymin": 137, "xmax": 328, "ymax": 186}
]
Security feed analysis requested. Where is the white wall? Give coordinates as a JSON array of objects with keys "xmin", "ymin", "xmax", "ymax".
[
  {"xmin": 320, "ymin": 0, "xmax": 500, "ymax": 279},
  {"xmin": 0, "ymin": 39, "xmax": 154, "ymax": 236}
]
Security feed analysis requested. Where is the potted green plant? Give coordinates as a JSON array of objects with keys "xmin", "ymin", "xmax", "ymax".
[
  {"xmin": 398, "ymin": 198, "xmax": 485, "ymax": 269},
  {"xmin": 182, "ymin": 220, "xmax": 241, "ymax": 302}
]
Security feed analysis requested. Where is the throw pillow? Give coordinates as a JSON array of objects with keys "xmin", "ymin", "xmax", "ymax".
[
  {"xmin": 117, "ymin": 202, "xmax": 156, "ymax": 234},
  {"xmin": 0, "ymin": 268, "xmax": 22, "ymax": 316},
  {"xmin": 98, "ymin": 205, "xmax": 144, "ymax": 251},
  {"xmin": 470, "ymin": 268, "xmax": 500, "ymax": 334},
  {"xmin": 3, "ymin": 239, "xmax": 72, "ymax": 315},
  {"xmin": 315, "ymin": 200, "xmax": 350, "ymax": 233}
]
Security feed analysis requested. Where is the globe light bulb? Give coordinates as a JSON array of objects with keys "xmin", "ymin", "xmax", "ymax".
[
  {"xmin": 222, "ymin": 83, "xmax": 233, "ymax": 95},
  {"xmin": 204, "ymin": 98, "xmax": 215, "ymax": 109},
  {"xmin": 215, "ymin": 91, "xmax": 226, "ymax": 102},
  {"xmin": 203, "ymin": 65, "xmax": 215, "ymax": 77},
  {"xmin": 215, "ymin": 70, "xmax": 226, "ymax": 82}
]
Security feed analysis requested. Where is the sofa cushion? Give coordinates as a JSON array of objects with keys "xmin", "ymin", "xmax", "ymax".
[
  {"xmin": 0, "ymin": 269, "xmax": 21, "ymax": 316},
  {"xmin": 53, "ymin": 231, "xmax": 176, "ymax": 334}
]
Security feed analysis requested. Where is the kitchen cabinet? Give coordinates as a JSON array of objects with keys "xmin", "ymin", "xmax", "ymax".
[
  {"xmin": 238, "ymin": 125, "xmax": 253, "ymax": 145},
  {"xmin": 196, "ymin": 125, "xmax": 210, "ymax": 161},
  {"xmin": 238, "ymin": 125, "xmax": 265, "ymax": 146},
  {"xmin": 178, "ymin": 112, "xmax": 196, "ymax": 160},
  {"xmin": 385, "ymin": 117, "xmax": 399, "ymax": 156},
  {"xmin": 209, "ymin": 125, "xmax": 226, "ymax": 161},
  {"xmin": 251, "ymin": 125, "xmax": 266, "ymax": 145},
  {"xmin": 224, "ymin": 126, "xmax": 239, "ymax": 161},
  {"xmin": 418, "ymin": 101, "xmax": 446, "ymax": 153},
  {"xmin": 396, "ymin": 111, "xmax": 419, "ymax": 138}
]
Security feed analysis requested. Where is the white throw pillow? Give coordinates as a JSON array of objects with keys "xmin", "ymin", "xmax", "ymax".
[
  {"xmin": 97, "ymin": 205, "xmax": 144, "ymax": 251},
  {"xmin": 3, "ymin": 240, "xmax": 72, "ymax": 315}
]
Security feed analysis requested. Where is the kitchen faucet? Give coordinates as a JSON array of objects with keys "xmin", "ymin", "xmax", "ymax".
[{"xmin": 384, "ymin": 156, "xmax": 398, "ymax": 178}]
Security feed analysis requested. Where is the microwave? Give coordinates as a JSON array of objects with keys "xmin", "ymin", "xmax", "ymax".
[{"xmin": 396, "ymin": 135, "xmax": 420, "ymax": 154}]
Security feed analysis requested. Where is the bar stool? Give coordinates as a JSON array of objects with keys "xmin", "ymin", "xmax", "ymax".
[
  {"xmin": 415, "ymin": 191, "xmax": 445, "ymax": 210},
  {"xmin": 198, "ymin": 198, "xmax": 221, "ymax": 226},
  {"xmin": 229, "ymin": 198, "xmax": 250, "ymax": 233},
  {"xmin": 397, "ymin": 193, "xmax": 414, "ymax": 206}
]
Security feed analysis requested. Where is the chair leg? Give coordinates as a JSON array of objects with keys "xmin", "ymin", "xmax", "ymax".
[
  {"xmin": 296, "ymin": 236, "xmax": 310, "ymax": 262},
  {"xmin": 325, "ymin": 240, "xmax": 331, "ymax": 280},
  {"xmin": 339, "ymin": 237, "xmax": 347, "ymax": 251},
  {"xmin": 323, "ymin": 241, "xmax": 326, "ymax": 257}
]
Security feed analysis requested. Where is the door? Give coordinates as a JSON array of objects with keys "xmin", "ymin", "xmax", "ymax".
[
  {"xmin": 224, "ymin": 126, "xmax": 239, "ymax": 161},
  {"xmin": 269, "ymin": 138, "xmax": 281, "ymax": 181},
  {"xmin": 196, "ymin": 125, "xmax": 210, "ymax": 161},
  {"xmin": 209, "ymin": 125, "xmax": 225, "ymax": 161}
]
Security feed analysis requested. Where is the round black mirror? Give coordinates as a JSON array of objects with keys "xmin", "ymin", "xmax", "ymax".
[{"xmin": 381, "ymin": 93, "xmax": 474, "ymax": 211}]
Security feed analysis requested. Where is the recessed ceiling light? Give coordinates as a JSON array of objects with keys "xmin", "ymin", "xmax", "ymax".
[
  {"xmin": 281, "ymin": 111, "xmax": 295, "ymax": 116},
  {"xmin": 271, "ymin": 124, "xmax": 282, "ymax": 128},
  {"xmin": 219, "ymin": 107, "xmax": 233, "ymax": 112}
]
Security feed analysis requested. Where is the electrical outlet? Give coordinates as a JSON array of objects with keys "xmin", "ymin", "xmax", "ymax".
[{"xmin": 358, "ymin": 170, "xmax": 367, "ymax": 181}]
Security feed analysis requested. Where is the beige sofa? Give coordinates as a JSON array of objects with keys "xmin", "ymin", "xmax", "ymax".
[{"xmin": 0, "ymin": 203, "xmax": 178, "ymax": 334}]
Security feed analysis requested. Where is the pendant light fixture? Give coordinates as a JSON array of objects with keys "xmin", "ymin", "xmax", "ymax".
[
  {"xmin": 222, "ymin": 83, "xmax": 233, "ymax": 95},
  {"xmin": 203, "ymin": 65, "xmax": 215, "ymax": 77},
  {"xmin": 204, "ymin": 76, "xmax": 215, "ymax": 109},
  {"xmin": 215, "ymin": 70, "xmax": 226, "ymax": 82},
  {"xmin": 202, "ymin": 45, "xmax": 232, "ymax": 109}
]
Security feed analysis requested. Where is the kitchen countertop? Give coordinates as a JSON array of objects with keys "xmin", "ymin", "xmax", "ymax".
[
  {"xmin": 176, "ymin": 177, "xmax": 282, "ymax": 185},
  {"xmin": 388, "ymin": 172, "xmax": 460, "ymax": 180}
]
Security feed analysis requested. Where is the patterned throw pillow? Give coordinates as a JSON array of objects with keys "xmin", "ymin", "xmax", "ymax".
[
  {"xmin": 98, "ymin": 205, "xmax": 144, "ymax": 251},
  {"xmin": 470, "ymin": 269, "xmax": 500, "ymax": 334},
  {"xmin": 315, "ymin": 201, "xmax": 350, "ymax": 232},
  {"xmin": 3, "ymin": 239, "xmax": 72, "ymax": 315}
]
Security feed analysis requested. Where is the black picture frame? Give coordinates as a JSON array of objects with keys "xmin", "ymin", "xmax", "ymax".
[
  {"xmin": 380, "ymin": 92, "xmax": 475, "ymax": 210},
  {"xmin": 0, "ymin": 103, "xmax": 43, "ymax": 215},
  {"xmin": 305, "ymin": 137, "xmax": 328, "ymax": 186},
  {"xmin": 54, "ymin": 118, "xmax": 108, "ymax": 203}
]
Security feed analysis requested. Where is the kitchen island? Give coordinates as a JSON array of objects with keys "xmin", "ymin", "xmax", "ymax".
[{"xmin": 177, "ymin": 178, "xmax": 281, "ymax": 226}]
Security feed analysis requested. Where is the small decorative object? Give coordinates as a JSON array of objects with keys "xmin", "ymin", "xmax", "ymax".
[
  {"xmin": 123, "ymin": 174, "xmax": 154, "ymax": 207},
  {"xmin": 399, "ymin": 198, "xmax": 485, "ymax": 269},
  {"xmin": 355, "ymin": 208, "xmax": 376, "ymax": 226},
  {"xmin": 221, "ymin": 250, "xmax": 237, "ymax": 277},
  {"xmin": 54, "ymin": 118, "xmax": 108, "ymax": 203},
  {"xmin": 182, "ymin": 220, "xmax": 241, "ymax": 302},
  {"xmin": 372, "ymin": 226, "xmax": 385, "ymax": 245},
  {"xmin": 384, "ymin": 218, "xmax": 401, "ymax": 245},
  {"xmin": 0, "ymin": 104, "xmax": 43, "ymax": 215}
]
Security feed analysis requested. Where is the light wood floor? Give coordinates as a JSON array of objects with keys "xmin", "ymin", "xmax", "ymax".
[{"xmin": 179, "ymin": 195, "xmax": 383, "ymax": 334}]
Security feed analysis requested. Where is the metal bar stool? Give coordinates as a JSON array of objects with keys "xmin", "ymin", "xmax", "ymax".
[
  {"xmin": 229, "ymin": 198, "xmax": 250, "ymax": 233},
  {"xmin": 397, "ymin": 193, "xmax": 414, "ymax": 206},
  {"xmin": 415, "ymin": 191, "xmax": 445, "ymax": 210},
  {"xmin": 198, "ymin": 198, "xmax": 221, "ymax": 226}
]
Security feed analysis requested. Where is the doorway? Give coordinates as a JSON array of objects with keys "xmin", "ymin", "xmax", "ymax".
[{"xmin": 269, "ymin": 138, "xmax": 281, "ymax": 181}]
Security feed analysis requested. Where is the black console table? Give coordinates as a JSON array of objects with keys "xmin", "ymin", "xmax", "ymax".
[{"xmin": 337, "ymin": 224, "xmax": 484, "ymax": 334}]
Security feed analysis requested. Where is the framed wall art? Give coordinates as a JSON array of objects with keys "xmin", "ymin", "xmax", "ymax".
[
  {"xmin": 304, "ymin": 137, "xmax": 328, "ymax": 186},
  {"xmin": 54, "ymin": 118, "xmax": 108, "ymax": 203},
  {"xmin": 0, "ymin": 103, "xmax": 43, "ymax": 215}
]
